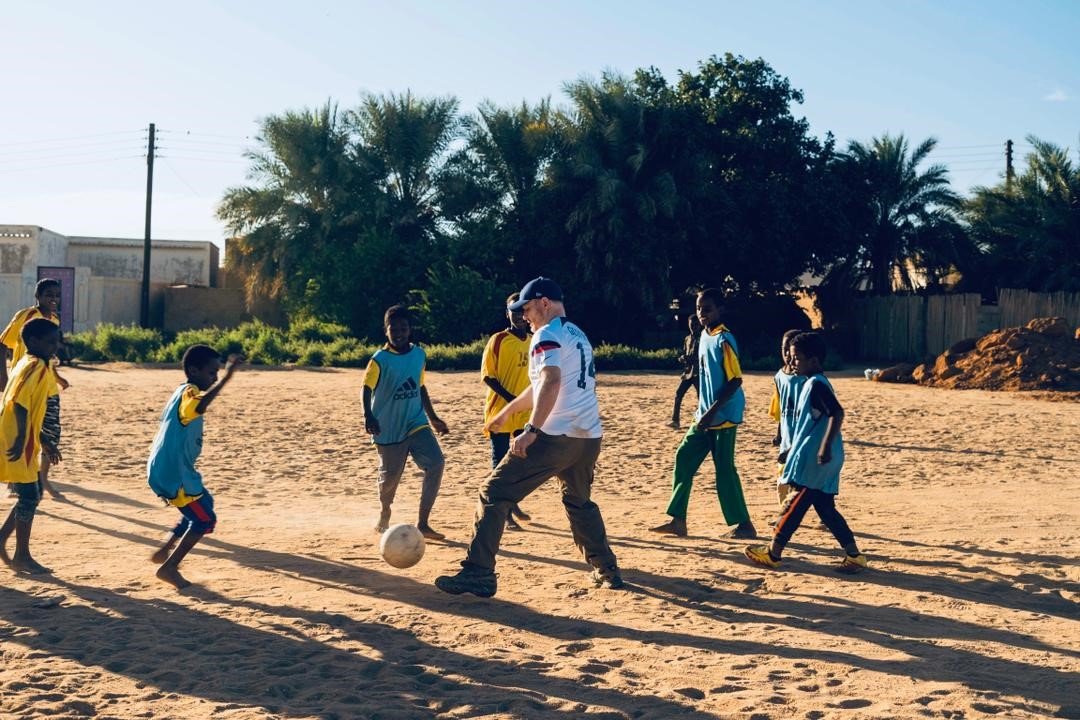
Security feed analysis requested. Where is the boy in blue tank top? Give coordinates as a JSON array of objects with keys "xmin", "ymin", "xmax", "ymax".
[
  {"xmin": 363, "ymin": 305, "xmax": 448, "ymax": 540},
  {"xmin": 147, "ymin": 345, "xmax": 242, "ymax": 589},
  {"xmin": 745, "ymin": 332, "xmax": 868, "ymax": 573},
  {"xmin": 650, "ymin": 289, "xmax": 756, "ymax": 539}
]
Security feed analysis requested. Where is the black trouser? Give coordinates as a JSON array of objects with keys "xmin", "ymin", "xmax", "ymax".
[
  {"xmin": 772, "ymin": 484, "xmax": 855, "ymax": 554},
  {"xmin": 672, "ymin": 376, "xmax": 699, "ymax": 422}
]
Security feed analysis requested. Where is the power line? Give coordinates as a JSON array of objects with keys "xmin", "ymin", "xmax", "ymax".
[
  {"xmin": 0, "ymin": 154, "xmax": 145, "ymax": 174},
  {"xmin": 158, "ymin": 129, "xmax": 254, "ymax": 141},
  {"xmin": 0, "ymin": 129, "xmax": 144, "ymax": 148},
  {"xmin": 0, "ymin": 138, "xmax": 148, "ymax": 158},
  {"xmin": 159, "ymin": 157, "xmax": 203, "ymax": 197}
]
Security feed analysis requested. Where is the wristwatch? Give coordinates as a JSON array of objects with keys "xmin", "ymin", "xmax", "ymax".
[{"xmin": 523, "ymin": 423, "xmax": 542, "ymax": 435}]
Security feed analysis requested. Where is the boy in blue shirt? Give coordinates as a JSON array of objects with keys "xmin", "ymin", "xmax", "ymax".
[
  {"xmin": 650, "ymin": 288, "xmax": 756, "ymax": 539},
  {"xmin": 363, "ymin": 305, "xmax": 448, "ymax": 540},
  {"xmin": 768, "ymin": 329, "xmax": 804, "ymax": 507},
  {"xmin": 745, "ymin": 332, "xmax": 868, "ymax": 573},
  {"xmin": 147, "ymin": 345, "xmax": 242, "ymax": 589}
]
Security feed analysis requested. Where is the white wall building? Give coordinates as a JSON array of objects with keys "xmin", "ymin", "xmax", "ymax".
[{"xmin": 0, "ymin": 225, "xmax": 219, "ymax": 333}]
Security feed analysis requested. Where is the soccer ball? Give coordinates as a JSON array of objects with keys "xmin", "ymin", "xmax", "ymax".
[{"xmin": 379, "ymin": 523, "xmax": 425, "ymax": 569}]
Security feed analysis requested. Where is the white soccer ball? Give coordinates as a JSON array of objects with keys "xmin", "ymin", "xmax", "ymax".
[{"xmin": 379, "ymin": 523, "xmax": 425, "ymax": 569}]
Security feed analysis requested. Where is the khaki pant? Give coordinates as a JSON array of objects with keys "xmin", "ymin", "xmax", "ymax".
[{"xmin": 463, "ymin": 434, "xmax": 617, "ymax": 572}]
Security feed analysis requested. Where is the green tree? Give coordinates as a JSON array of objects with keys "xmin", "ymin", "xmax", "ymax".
[
  {"xmin": 966, "ymin": 136, "xmax": 1080, "ymax": 292},
  {"xmin": 823, "ymin": 134, "xmax": 966, "ymax": 296}
]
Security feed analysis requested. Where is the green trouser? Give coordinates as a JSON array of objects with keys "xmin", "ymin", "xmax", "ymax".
[{"xmin": 665, "ymin": 424, "xmax": 750, "ymax": 525}]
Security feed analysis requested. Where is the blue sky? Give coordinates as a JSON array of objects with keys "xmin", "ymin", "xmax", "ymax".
[{"xmin": 1, "ymin": 0, "xmax": 1077, "ymax": 248}]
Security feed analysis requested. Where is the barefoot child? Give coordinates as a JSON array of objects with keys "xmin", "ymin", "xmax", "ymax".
[
  {"xmin": 0, "ymin": 319, "xmax": 62, "ymax": 574},
  {"xmin": 1, "ymin": 278, "xmax": 71, "ymax": 500},
  {"xmin": 147, "ymin": 346, "xmax": 242, "ymax": 589},
  {"xmin": 745, "ymin": 332, "xmax": 868, "ymax": 573},
  {"xmin": 363, "ymin": 304, "xmax": 448, "ymax": 540},
  {"xmin": 651, "ymin": 288, "xmax": 757, "ymax": 539}
]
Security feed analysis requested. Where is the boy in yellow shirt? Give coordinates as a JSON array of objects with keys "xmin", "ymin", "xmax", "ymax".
[
  {"xmin": 481, "ymin": 293, "xmax": 532, "ymax": 529},
  {"xmin": 0, "ymin": 319, "xmax": 62, "ymax": 574},
  {"xmin": 0, "ymin": 278, "xmax": 70, "ymax": 500}
]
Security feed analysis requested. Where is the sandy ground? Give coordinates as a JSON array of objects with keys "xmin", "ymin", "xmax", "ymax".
[{"xmin": 1, "ymin": 365, "xmax": 1077, "ymax": 719}]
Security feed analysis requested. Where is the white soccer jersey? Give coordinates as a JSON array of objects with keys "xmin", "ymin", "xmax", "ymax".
[{"xmin": 529, "ymin": 316, "xmax": 602, "ymax": 438}]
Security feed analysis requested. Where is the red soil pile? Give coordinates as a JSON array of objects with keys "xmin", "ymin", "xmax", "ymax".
[
  {"xmin": 911, "ymin": 317, "xmax": 1080, "ymax": 390},
  {"xmin": 881, "ymin": 317, "xmax": 1080, "ymax": 392}
]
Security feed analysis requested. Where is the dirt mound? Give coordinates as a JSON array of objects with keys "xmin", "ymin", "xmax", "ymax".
[{"xmin": 899, "ymin": 317, "xmax": 1080, "ymax": 391}]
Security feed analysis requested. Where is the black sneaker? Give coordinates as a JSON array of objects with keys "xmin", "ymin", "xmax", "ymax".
[
  {"xmin": 435, "ymin": 568, "xmax": 497, "ymax": 598},
  {"xmin": 591, "ymin": 565, "xmax": 625, "ymax": 590}
]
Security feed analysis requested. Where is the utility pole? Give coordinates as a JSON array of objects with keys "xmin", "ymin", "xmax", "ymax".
[
  {"xmin": 1005, "ymin": 139, "xmax": 1014, "ymax": 191},
  {"xmin": 140, "ymin": 123, "xmax": 155, "ymax": 328}
]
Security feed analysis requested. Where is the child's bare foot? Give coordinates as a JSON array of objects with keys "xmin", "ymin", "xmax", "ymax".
[
  {"xmin": 374, "ymin": 509, "xmax": 391, "ymax": 534},
  {"xmin": 649, "ymin": 518, "xmax": 688, "ymax": 537},
  {"xmin": 11, "ymin": 556, "xmax": 51, "ymax": 575},
  {"xmin": 46, "ymin": 490, "xmax": 66, "ymax": 502},
  {"xmin": 150, "ymin": 547, "xmax": 171, "ymax": 564},
  {"xmin": 510, "ymin": 506, "xmax": 530, "ymax": 521},
  {"xmin": 506, "ymin": 517, "xmax": 523, "ymax": 531},
  {"xmin": 417, "ymin": 524, "xmax": 445, "ymax": 541},
  {"xmin": 156, "ymin": 565, "xmax": 191, "ymax": 589}
]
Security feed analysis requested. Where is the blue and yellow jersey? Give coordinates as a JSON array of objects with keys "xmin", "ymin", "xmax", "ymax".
[
  {"xmin": 770, "ymin": 369, "xmax": 806, "ymax": 452},
  {"xmin": 147, "ymin": 382, "xmax": 206, "ymax": 507},
  {"xmin": 780, "ymin": 374, "xmax": 845, "ymax": 494},
  {"xmin": 481, "ymin": 330, "xmax": 530, "ymax": 437},
  {"xmin": 696, "ymin": 324, "xmax": 745, "ymax": 429},
  {"xmin": 364, "ymin": 344, "xmax": 429, "ymax": 445},
  {"xmin": 0, "ymin": 356, "xmax": 56, "ymax": 483}
]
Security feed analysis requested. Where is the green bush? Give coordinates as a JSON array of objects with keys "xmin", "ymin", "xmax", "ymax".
[
  {"xmin": 422, "ymin": 339, "xmax": 486, "ymax": 370},
  {"xmin": 288, "ymin": 317, "xmax": 351, "ymax": 344},
  {"xmin": 70, "ymin": 324, "xmax": 163, "ymax": 362},
  {"xmin": 593, "ymin": 344, "xmax": 679, "ymax": 371}
]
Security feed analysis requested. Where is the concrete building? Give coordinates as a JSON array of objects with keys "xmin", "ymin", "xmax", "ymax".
[{"xmin": 0, "ymin": 224, "xmax": 223, "ymax": 333}]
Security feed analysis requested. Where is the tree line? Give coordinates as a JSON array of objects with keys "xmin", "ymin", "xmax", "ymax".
[{"xmin": 218, "ymin": 53, "xmax": 1080, "ymax": 347}]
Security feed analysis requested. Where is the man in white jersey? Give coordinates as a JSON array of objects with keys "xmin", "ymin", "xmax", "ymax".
[{"xmin": 435, "ymin": 277, "xmax": 623, "ymax": 597}]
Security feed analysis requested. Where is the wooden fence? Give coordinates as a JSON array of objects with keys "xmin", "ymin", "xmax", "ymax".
[{"xmin": 850, "ymin": 289, "xmax": 1080, "ymax": 362}]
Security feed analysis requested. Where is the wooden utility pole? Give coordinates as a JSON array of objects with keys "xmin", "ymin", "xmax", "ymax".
[
  {"xmin": 140, "ymin": 123, "xmax": 156, "ymax": 328},
  {"xmin": 1005, "ymin": 139, "xmax": 1015, "ymax": 191}
]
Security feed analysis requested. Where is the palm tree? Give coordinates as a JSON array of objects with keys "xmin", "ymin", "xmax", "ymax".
[
  {"xmin": 217, "ymin": 101, "xmax": 370, "ymax": 318},
  {"xmin": 827, "ymin": 134, "xmax": 966, "ymax": 295},
  {"xmin": 966, "ymin": 136, "xmax": 1080, "ymax": 292},
  {"xmin": 346, "ymin": 91, "xmax": 460, "ymax": 245}
]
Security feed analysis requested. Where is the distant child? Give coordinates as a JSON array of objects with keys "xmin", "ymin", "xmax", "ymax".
[
  {"xmin": 0, "ymin": 278, "xmax": 70, "ymax": 500},
  {"xmin": 363, "ymin": 304, "xmax": 448, "ymax": 540},
  {"xmin": 651, "ymin": 288, "xmax": 757, "ymax": 539},
  {"xmin": 745, "ymin": 332, "xmax": 868, "ymax": 573},
  {"xmin": 768, "ymin": 329, "xmax": 804, "ymax": 507},
  {"xmin": 481, "ymin": 293, "xmax": 532, "ymax": 530},
  {"xmin": 147, "ymin": 346, "xmax": 242, "ymax": 589},
  {"xmin": 667, "ymin": 315, "xmax": 702, "ymax": 430},
  {"xmin": 0, "ymin": 319, "xmax": 62, "ymax": 574}
]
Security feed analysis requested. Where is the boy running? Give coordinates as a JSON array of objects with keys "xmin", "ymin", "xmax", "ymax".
[
  {"xmin": 148, "ymin": 346, "xmax": 242, "ymax": 589},
  {"xmin": 0, "ymin": 319, "xmax": 62, "ymax": 574},
  {"xmin": 651, "ymin": 288, "xmax": 756, "ymax": 539},
  {"xmin": 745, "ymin": 332, "xmax": 868, "ymax": 573},
  {"xmin": 481, "ymin": 293, "xmax": 532, "ymax": 529},
  {"xmin": 363, "ymin": 305, "xmax": 448, "ymax": 540}
]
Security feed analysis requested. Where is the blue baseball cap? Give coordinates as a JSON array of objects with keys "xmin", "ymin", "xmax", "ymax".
[{"xmin": 507, "ymin": 277, "xmax": 563, "ymax": 311}]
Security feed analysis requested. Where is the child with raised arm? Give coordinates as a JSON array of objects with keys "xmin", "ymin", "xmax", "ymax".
[
  {"xmin": 363, "ymin": 304, "xmax": 448, "ymax": 540},
  {"xmin": 745, "ymin": 332, "xmax": 868, "ymax": 573},
  {"xmin": 0, "ymin": 319, "xmax": 62, "ymax": 574},
  {"xmin": 768, "ymin": 329, "xmax": 804, "ymax": 507},
  {"xmin": 148, "ymin": 346, "xmax": 242, "ymax": 589},
  {"xmin": 1, "ymin": 278, "xmax": 70, "ymax": 500}
]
